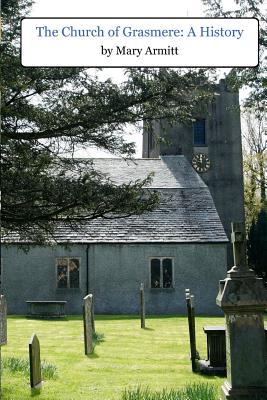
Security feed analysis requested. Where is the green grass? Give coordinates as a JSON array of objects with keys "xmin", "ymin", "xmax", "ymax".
[
  {"xmin": 122, "ymin": 383, "xmax": 218, "ymax": 400},
  {"xmin": 93, "ymin": 330, "xmax": 105, "ymax": 345},
  {"xmin": 2, "ymin": 357, "xmax": 57, "ymax": 379},
  {"xmin": 1, "ymin": 315, "xmax": 225, "ymax": 400}
]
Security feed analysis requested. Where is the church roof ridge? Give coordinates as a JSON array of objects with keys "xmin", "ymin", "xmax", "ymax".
[{"xmin": 77, "ymin": 155, "xmax": 207, "ymax": 189}]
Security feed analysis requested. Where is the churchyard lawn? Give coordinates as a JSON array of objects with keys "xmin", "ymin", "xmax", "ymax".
[{"xmin": 2, "ymin": 315, "xmax": 226, "ymax": 400}]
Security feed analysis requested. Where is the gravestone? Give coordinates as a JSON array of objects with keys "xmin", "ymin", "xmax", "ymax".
[
  {"xmin": 140, "ymin": 283, "xmax": 145, "ymax": 329},
  {"xmin": 0, "ymin": 296, "xmax": 7, "ymax": 346},
  {"xmin": 217, "ymin": 222, "xmax": 267, "ymax": 399},
  {"xmin": 83, "ymin": 294, "xmax": 94, "ymax": 355},
  {"xmin": 29, "ymin": 333, "xmax": 42, "ymax": 389},
  {"xmin": 185, "ymin": 289, "xmax": 197, "ymax": 372},
  {"xmin": 91, "ymin": 295, "xmax": 95, "ymax": 333},
  {"xmin": 0, "ymin": 295, "xmax": 7, "ymax": 395}
]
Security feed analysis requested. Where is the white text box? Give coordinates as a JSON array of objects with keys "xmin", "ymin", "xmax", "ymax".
[{"xmin": 21, "ymin": 18, "xmax": 259, "ymax": 67}]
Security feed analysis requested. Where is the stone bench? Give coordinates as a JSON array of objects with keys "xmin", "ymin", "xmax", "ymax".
[{"xmin": 26, "ymin": 301, "xmax": 67, "ymax": 319}]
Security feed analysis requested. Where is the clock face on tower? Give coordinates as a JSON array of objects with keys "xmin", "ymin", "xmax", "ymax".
[{"xmin": 192, "ymin": 153, "xmax": 211, "ymax": 173}]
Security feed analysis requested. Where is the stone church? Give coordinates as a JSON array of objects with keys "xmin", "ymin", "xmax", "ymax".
[{"xmin": 1, "ymin": 79, "xmax": 244, "ymax": 315}]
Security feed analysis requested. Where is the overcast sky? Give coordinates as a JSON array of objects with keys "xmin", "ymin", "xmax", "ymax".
[{"xmin": 29, "ymin": 0, "xmax": 243, "ymax": 157}]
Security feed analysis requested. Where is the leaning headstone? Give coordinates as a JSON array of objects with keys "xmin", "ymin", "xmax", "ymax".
[
  {"xmin": 0, "ymin": 296, "xmax": 7, "ymax": 395},
  {"xmin": 29, "ymin": 333, "xmax": 42, "ymax": 389},
  {"xmin": 140, "ymin": 283, "xmax": 145, "ymax": 329},
  {"xmin": 83, "ymin": 294, "xmax": 94, "ymax": 355},
  {"xmin": 185, "ymin": 289, "xmax": 197, "ymax": 372},
  {"xmin": 217, "ymin": 222, "xmax": 267, "ymax": 399}
]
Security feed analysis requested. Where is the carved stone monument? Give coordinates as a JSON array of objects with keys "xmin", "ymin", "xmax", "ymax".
[
  {"xmin": 140, "ymin": 283, "xmax": 145, "ymax": 329},
  {"xmin": 217, "ymin": 222, "xmax": 267, "ymax": 399},
  {"xmin": 83, "ymin": 294, "xmax": 94, "ymax": 355},
  {"xmin": 29, "ymin": 333, "xmax": 42, "ymax": 389}
]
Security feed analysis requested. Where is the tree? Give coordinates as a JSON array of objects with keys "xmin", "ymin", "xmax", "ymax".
[
  {"xmin": 243, "ymin": 108, "xmax": 267, "ymax": 227},
  {"xmin": 202, "ymin": 0, "xmax": 267, "ymax": 108},
  {"xmin": 247, "ymin": 206, "xmax": 267, "ymax": 283},
  {"xmin": 1, "ymin": 0, "xmax": 215, "ymax": 242}
]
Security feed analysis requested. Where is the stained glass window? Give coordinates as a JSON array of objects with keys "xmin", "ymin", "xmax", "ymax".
[{"xmin": 56, "ymin": 258, "xmax": 80, "ymax": 288}]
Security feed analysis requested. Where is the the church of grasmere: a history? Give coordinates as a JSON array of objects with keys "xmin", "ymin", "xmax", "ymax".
[{"xmin": 1, "ymin": 79, "xmax": 245, "ymax": 315}]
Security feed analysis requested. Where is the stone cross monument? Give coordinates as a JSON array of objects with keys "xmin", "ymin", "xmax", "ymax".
[{"xmin": 217, "ymin": 222, "xmax": 267, "ymax": 399}]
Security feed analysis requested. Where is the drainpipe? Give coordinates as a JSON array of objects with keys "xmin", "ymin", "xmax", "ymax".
[{"xmin": 86, "ymin": 244, "xmax": 89, "ymax": 295}]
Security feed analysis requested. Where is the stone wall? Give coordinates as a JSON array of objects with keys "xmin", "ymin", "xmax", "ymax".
[{"xmin": 2, "ymin": 242, "xmax": 227, "ymax": 315}]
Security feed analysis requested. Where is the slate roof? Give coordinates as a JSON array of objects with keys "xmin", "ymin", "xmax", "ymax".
[
  {"xmin": 88, "ymin": 155, "xmax": 206, "ymax": 188},
  {"xmin": 3, "ymin": 156, "xmax": 228, "ymax": 244}
]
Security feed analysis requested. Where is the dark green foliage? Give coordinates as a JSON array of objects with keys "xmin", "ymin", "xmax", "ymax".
[
  {"xmin": 122, "ymin": 384, "xmax": 218, "ymax": 400},
  {"xmin": 247, "ymin": 207, "xmax": 267, "ymax": 283},
  {"xmin": 1, "ymin": 0, "xmax": 214, "ymax": 242},
  {"xmin": 202, "ymin": 0, "xmax": 266, "ymax": 108}
]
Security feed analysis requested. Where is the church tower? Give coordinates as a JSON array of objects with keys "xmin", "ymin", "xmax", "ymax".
[{"xmin": 143, "ymin": 79, "xmax": 245, "ymax": 266}]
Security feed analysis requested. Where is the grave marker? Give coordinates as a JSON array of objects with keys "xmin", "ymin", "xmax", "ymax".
[
  {"xmin": 83, "ymin": 294, "xmax": 94, "ymax": 355},
  {"xmin": 217, "ymin": 222, "xmax": 267, "ymax": 399},
  {"xmin": 185, "ymin": 289, "xmax": 197, "ymax": 372},
  {"xmin": 91, "ymin": 295, "xmax": 95, "ymax": 333},
  {"xmin": 0, "ymin": 296, "xmax": 7, "ymax": 346},
  {"xmin": 29, "ymin": 333, "xmax": 42, "ymax": 389},
  {"xmin": 140, "ymin": 283, "xmax": 145, "ymax": 329}
]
